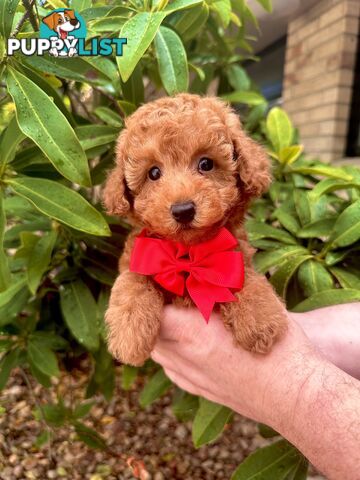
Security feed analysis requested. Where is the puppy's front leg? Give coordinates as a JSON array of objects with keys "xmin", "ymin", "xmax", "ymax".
[
  {"xmin": 220, "ymin": 269, "xmax": 288, "ymax": 354},
  {"xmin": 106, "ymin": 271, "xmax": 164, "ymax": 366}
]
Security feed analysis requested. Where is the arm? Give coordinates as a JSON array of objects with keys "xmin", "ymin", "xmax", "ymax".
[{"xmin": 152, "ymin": 304, "xmax": 360, "ymax": 479}]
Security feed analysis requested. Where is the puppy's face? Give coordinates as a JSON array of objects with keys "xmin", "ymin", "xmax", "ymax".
[
  {"xmin": 42, "ymin": 9, "xmax": 80, "ymax": 39},
  {"xmin": 104, "ymin": 94, "xmax": 271, "ymax": 244}
]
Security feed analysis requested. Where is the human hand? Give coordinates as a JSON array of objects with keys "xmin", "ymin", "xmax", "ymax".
[{"xmin": 152, "ymin": 305, "xmax": 320, "ymax": 428}]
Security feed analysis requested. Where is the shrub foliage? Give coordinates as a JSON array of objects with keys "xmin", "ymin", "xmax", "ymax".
[{"xmin": 0, "ymin": 0, "xmax": 359, "ymax": 477}]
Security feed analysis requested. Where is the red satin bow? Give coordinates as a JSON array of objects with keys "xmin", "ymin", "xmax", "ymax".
[{"xmin": 129, "ymin": 227, "xmax": 245, "ymax": 321}]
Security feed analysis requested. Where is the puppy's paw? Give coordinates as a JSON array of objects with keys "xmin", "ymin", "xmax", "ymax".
[
  {"xmin": 105, "ymin": 301, "xmax": 161, "ymax": 366},
  {"xmin": 235, "ymin": 315, "xmax": 288, "ymax": 354}
]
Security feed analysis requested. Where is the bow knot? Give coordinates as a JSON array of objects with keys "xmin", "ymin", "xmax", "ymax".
[{"xmin": 130, "ymin": 227, "xmax": 245, "ymax": 321}]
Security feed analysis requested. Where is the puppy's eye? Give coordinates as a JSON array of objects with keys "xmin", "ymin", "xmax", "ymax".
[
  {"xmin": 148, "ymin": 166, "xmax": 161, "ymax": 181},
  {"xmin": 198, "ymin": 157, "xmax": 214, "ymax": 173},
  {"xmin": 58, "ymin": 18, "xmax": 63, "ymax": 24}
]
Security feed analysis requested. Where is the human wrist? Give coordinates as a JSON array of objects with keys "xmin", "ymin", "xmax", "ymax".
[{"xmin": 253, "ymin": 323, "xmax": 326, "ymax": 431}]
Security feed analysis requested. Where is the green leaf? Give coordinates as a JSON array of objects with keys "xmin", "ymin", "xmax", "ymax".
[
  {"xmin": 274, "ymin": 206, "xmax": 300, "ymax": 236},
  {"xmin": 164, "ymin": 0, "xmax": 203, "ymax": 12},
  {"xmin": 23, "ymin": 55, "xmax": 114, "ymax": 86},
  {"xmin": 34, "ymin": 430, "xmax": 52, "ymax": 449},
  {"xmin": 297, "ymin": 260, "xmax": 333, "ymax": 297},
  {"xmin": 286, "ymin": 458, "xmax": 309, "ymax": 480},
  {"xmin": 0, "ymin": 276, "xmax": 27, "ymax": 308},
  {"xmin": 297, "ymin": 217, "xmax": 337, "ymax": 239},
  {"xmin": 330, "ymin": 267, "xmax": 360, "ymax": 290},
  {"xmin": 221, "ymin": 91, "xmax": 266, "ymax": 106},
  {"xmin": 278, "ymin": 145, "xmax": 303, "ymax": 165},
  {"xmin": 94, "ymin": 107, "xmax": 123, "ymax": 128},
  {"xmin": 29, "ymin": 361, "xmax": 52, "ymax": 388},
  {"xmin": 289, "ymin": 165, "xmax": 352, "ymax": 181},
  {"xmin": 210, "ymin": 0, "xmax": 231, "ymax": 28},
  {"xmin": 30, "ymin": 332, "xmax": 68, "ymax": 351},
  {"xmin": 325, "ymin": 249, "xmax": 353, "ymax": 266},
  {"xmin": 256, "ymin": 0, "xmax": 272, "ymax": 12},
  {"xmin": 169, "ymin": 3, "xmax": 209, "ymax": 42},
  {"xmin": 0, "ymin": 0, "xmax": 19, "ymax": 39},
  {"xmin": 328, "ymin": 199, "xmax": 360, "ymax": 248},
  {"xmin": 73, "ymin": 401, "xmax": 94, "ymax": 419},
  {"xmin": 0, "ymin": 349, "xmax": 20, "ymax": 390},
  {"xmin": 117, "ymin": 12, "xmax": 166, "ymax": 82},
  {"xmin": 17, "ymin": 62, "xmax": 75, "ymax": 126},
  {"xmin": 246, "ymin": 219, "xmax": 297, "ymax": 245},
  {"xmin": 0, "ymin": 115, "xmax": 25, "ymax": 166},
  {"xmin": 88, "ymin": 15, "xmax": 126, "ymax": 33},
  {"xmin": 192, "ymin": 398, "xmax": 232, "ymax": 448},
  {"xmin": 0, "ymin": 286, "xmax": 29, "ymax": 327},
  {"xmin": 231, "ymin": 440, "xmax": 303, "ymax": 480},
  {"xmin": 292, "ymin": 289, "xmax": 360, "ymax": 312},
  {"xmin": 310, "ymin": 178, "xmax": 360, "ymax": 197},
  {"xmin": 6, "ymin": 177, "xmax": 110, "ymax": 237},
  {"xmin": 60, "ymin": 280, "xmax": 99, "ymax": 351},
  {"xmin": 258, "ymin": 423, "xmax": 279, "ymax": 438},
  {"xmin": 270, "ymin": 255, "xmax": 312, "ymax": 298},
  {"xmin": 266, "ymin": 107, "xmax": 293, "ymax": 153},
  {"xmin": 7, "ymin": 67, "xmax": 91, "ymax": 187},
  {"xmin": 155, "ymin": 26, "xmax": 188, "ymax": 95},
  {"xmin": 254, "ymin": 246, "xmax": 308, "ymax": 274},
  {"xmin": 0, "ymin": 191, "xmax": 10, "ymax": 292},
  {"xmin": 27, "ymin": 338, "xmax": 59, "ymax": 377},
  {"xmin": 172, "ymin": 390, "xmax": 199, "ymax": 422},
  {"xmin": 89, "ymin": 343, "xmax": 115, "ymax": 401},
  {"xmin": 71, "ymin": 0, "xmax": 91, "ymax": 11},
  {"xmin": 120, "ymin": 63, "xmax": 144, "ymax": 106},
  {"xmin": 226, "ymin": 64, "xmax": 250, "ymax": 91},
  {"xmin": 293, "ymin": 190, "xmax": 311, "ymax": 226},
  {"xmin": 40, "ymin": 403, "xmax": 66, "ymax": 427},
  {"xmin": 121, "ymin": 365, "xmax": 138, "ymax": 390},
  {"xmin": 75, "ymin": 125, "xmax": 118, "ymax": 151},
  {"xmin": 27, "ymin": 230, "xmax": 57, "ymax": 294},
  {"xmin": 74, "ymin": 421, "xmax": 107, "ymax": 450},
  {"xmin": 139, "ymin": 368, "xmax": 172, "ymax": 407}
]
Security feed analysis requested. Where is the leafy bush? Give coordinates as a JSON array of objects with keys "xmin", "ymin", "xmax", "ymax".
[{"xmin": 0, "ymin": 0, "xmax": 359, "ymax": 477}]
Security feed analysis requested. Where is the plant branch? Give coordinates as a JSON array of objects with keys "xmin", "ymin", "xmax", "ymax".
[
  {"xmin": 11, "ymin": 0, "xmax": 38, "ymax": 37},
  {"xmin": 22, "ymin": 0, "xmax": 38, "ymax": 32}
]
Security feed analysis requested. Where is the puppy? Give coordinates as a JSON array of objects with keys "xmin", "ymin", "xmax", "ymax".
[
  {"xmin": 42, "ymin": 9, "xmax": 80, "ymax": 57},
  {"xmin": 103, "ymin": 94, "xmax": 288, "ymax": 366}
]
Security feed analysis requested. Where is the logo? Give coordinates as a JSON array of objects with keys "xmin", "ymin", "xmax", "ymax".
[{"xmin": 7, "ymin": 9, "xmax": 127, "ymax": 57}]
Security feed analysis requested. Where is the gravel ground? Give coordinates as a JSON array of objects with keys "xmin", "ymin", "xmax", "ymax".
[{"xmin": 0, "ymin": 369, "xmax": 325, "ymax": 480}]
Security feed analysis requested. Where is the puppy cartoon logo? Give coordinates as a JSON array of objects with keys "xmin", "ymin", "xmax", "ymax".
[
  {"xmin": 40, "ymin": 8, "xmax": 85, "ymax": 57},
  {"xmin": 7, "ymin": 9, "xmax": 126, "ymax": 57}
]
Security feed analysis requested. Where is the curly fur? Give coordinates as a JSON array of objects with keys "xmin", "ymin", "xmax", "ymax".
[{"xmin": 103, "ymin": 94, "xmax": 287, "ymax": 366}]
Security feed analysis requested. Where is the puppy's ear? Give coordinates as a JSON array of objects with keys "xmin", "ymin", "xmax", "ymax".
[
  {"xmin": 42, "ymin": 13, "xmax": 57, "ymax": 31},
  {"xmin": 65, "ymin": 9, "xmax": 76, "ymax": 19},
  {"xmin": 103, "ymin": 134, "xmax": 131, "ymax": 216},
  {"xmin": 227, "ymin": 110, "xmax": 271, "ymax": 199}
]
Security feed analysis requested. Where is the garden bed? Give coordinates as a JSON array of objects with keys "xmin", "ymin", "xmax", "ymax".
[{"xmin": 0, "ymin": 370, "xmax": 325, "ymax": 480}]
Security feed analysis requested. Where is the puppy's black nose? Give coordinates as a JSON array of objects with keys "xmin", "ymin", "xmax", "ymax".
[
  {"xmin": 171, "ymin": 201, "xmax": 196, "ymax": 224},
  {"xmin": 70, "ymin": 19, "xmax": 78, "ymax": 26}
]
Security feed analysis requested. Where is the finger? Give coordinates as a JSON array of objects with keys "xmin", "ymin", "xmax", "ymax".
[{"xmin": 159, "ymin": 305, "xmax": 224, "ymax": 342}]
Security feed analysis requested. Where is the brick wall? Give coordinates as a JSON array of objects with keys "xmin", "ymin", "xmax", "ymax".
[{"xmin": 283, "ymin": 0, "xmax": 360, "ymax": 161}]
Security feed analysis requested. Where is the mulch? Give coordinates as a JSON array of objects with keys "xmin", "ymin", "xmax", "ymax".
[{"xmin": 0, "ymin": 369, "xmax": 325, "ymax": 480}]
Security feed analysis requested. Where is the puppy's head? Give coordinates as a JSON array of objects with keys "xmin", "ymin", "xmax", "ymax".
[
  {"xmin": 103, "ymin": 94, "xmax": 270, "ymax": 244},
  {"xmin": 42, "ymin": 9, "xmax": 79, "ymax": 38}
]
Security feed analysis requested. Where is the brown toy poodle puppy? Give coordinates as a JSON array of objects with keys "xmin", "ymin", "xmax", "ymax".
[{"xmin": 103, "ymin": 93, "xmax": 287, "ymax": 366}]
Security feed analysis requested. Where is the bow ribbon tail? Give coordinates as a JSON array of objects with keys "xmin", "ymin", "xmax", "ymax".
[{"xmin": 186, "ymin": 274, "xmax": 237, "ymax": 322}]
